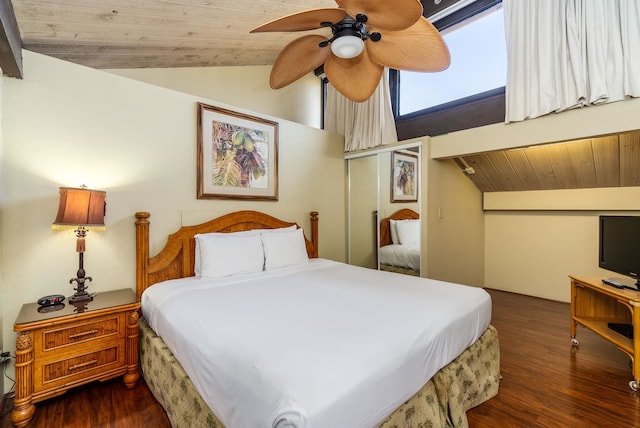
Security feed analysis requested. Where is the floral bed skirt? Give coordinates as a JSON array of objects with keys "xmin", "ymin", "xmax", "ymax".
[{"xmin": 139, "ymin": 320, "xmax": 500, "ymax": 428}]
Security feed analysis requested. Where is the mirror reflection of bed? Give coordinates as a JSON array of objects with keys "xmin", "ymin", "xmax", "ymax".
[{"xmin": 378, "ymin": 208, "xmax": 420, "ymax": 276}]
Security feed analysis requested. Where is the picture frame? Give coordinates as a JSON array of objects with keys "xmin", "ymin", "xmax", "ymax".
[
  {"xmin": 197, "ymin": 102, "xmax": 278, "ymax": 200},
  {"xmin": 391, "ymin": 151, "xmax": 419, "ymax": 203}
]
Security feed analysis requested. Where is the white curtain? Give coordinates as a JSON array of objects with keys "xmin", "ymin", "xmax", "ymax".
[
  {"xmin": 324, "ymin": 71, "xmax": 398, "ymax": 152},
  {"xmin": 504, "ymin": 0, "xmax": 640, "ymax": 122}
]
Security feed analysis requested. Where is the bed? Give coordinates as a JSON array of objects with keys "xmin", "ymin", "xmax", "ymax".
[
  {"xmin": 379, "ymin": 208, "xmax": 421, "ymax": 276},
  {"xmin": 135, "ymin": 210, "xmax": 500, "ymax": 428}
]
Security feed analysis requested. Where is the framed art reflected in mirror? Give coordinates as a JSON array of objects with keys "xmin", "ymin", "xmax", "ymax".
[{"xmin": 391, "ymin": 151, "xmax": 418, "ymax": 203}]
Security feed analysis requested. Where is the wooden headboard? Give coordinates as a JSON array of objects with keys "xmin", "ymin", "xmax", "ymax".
[
  {"xmin": 135, "ymin": 210, "xmax": 319, "ymax": 299},
  {"xmin": 379, "ymin": 208, "xmax": 419, "ymax": 247}
]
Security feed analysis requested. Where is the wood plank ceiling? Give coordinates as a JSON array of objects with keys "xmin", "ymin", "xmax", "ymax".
[
  {"xmin": 8, "ymin": 0, "xmax": 459, "ymax": 72},
  {"xmin": 11, "ymin": 0, "xmax": 339, "ymax": 69},
  {"xmin": 454, "ymin": 129, "xmax": 640, "ymax": 193}
]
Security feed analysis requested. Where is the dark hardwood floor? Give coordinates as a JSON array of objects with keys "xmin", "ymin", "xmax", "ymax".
[
  {"xmin": 1, "ymin": 288, "xmax": 639, "ymax": 427},
  {"xmin": 468, "ymin": 289, "xmax": 640, "ymax": 427},
  {"xmin": 0, "ymin": 377, "xmax": 170, "ymax": 428}
]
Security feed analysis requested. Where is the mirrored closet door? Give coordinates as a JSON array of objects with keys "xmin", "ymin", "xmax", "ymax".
[
  {"xmin": 348, "ymin": 154, "xmax": 378, "ymax": 269},
  {"xmin": 347, "ymin": 143, "xmax": 422, "ymax": 276}
]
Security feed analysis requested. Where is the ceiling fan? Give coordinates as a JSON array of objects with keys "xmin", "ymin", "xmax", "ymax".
[{"xmin": 250, "ymin": 0, "xmax": 450, "ymax": 102}]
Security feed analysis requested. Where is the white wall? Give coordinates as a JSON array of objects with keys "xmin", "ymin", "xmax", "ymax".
[
  {"xmin": 0, "ymin": 51, "xmax": 345, "ymax": 389},
  {"xmin": 483, "ymin": 211, "xmax": 640, "ymax": 302},
  {"xmin": 423, "ymin": 156, "xmax": 485, "ymax": 287},
  {"xmin": 107, "ymin": 66, "xmax": 322, "ymax": 129},
  {"xmin": 483, "ymin": 186, "xmax": 640, "ymax": 302},
  {"xmin": 431, "ymin": 97, "xmax": 640, "ymax": 158},
  {"xmin": 428, "ymin": 98, "xmax": 640, "ymax": 302}
]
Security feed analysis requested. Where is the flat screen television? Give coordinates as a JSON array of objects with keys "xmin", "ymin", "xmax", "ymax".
[{"xmin": 599, "ymin": 215, "xmax": 640, "ymax": 289}]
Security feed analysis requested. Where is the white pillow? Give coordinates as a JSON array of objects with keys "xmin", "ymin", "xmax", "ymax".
[
  {"xmin": 396, "ymin": 219, "xmax": 420, "ymax": 245},
  {"xmin": 195, "ymin": 231, "xmax": 264, "ymax": 278},
  {"xmin": 194, "ymin": 226, "xmax": 295, "ymax": 275},
  {"xmin": 389, "ymin": 219, "xmax": 400, "ymax": 244},
  {"xmin": 195, "ymin": 230, "xmax": 251, "ymax": 276},
  {"xmin": 258, "ymin": 225, "xmax": 296, "ymax": 235},
  {"xmin": 261, "ymin": 228, "xmax": 309, "ymax": 270}
]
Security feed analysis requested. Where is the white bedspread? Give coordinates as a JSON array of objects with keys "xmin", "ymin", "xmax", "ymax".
[
  {"xmin": 142, "ymin": 259, "xmax": 491, "ymax": 428},
  {"xmin": 379, "ymin": 243, "xmax": 420, "ymax": 271}
]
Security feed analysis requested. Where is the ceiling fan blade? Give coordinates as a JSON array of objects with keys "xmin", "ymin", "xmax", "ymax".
[
  {"xmin": 270, "ymin": 35, "xmax": 332, "ymax": 89},
  {"xmin": 336, "ymin": 0, "xmax": 422, "ymax": 31},
  {"xmin": 324, "ymin": 49, "xmax": 384, "ymax": 102},
  {"xmin": 367, "ymin": 17, "xmax": 450, "ymax": 72},
  {"xmin": 251, "ymin": 8, "xmax": 347, "ymax": 33}
]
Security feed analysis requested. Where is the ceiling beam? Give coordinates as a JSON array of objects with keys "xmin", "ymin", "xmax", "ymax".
[{"xmin": 0, "ymin": 0, "xmax": 22, "ymax": 78}]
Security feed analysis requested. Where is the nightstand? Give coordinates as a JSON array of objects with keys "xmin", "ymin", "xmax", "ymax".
[{"xmin": 10, "ymin": 288, "xmax": 140, "ymax": 428}]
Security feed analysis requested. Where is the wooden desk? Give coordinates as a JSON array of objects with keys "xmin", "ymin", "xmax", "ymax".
[
  {"xmin": 11, "ymin": 289, "xmax": 140, "ymax": 427},
  {"xmin": 570, "ymin": 275, "xmax": 640, "ymax": 390}
]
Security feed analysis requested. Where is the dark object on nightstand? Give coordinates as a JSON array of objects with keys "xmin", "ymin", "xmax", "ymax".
[{"xmin": 37, "ymin": 294, "xmax": 65, "ymax": 306}]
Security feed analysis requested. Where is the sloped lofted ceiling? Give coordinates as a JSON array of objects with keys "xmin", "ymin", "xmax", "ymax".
[
  {"xmin": 11, "ymin": 0, "xmax": 339, "ymax": 69},
  {"xmin": 454, "ymin": 129, "xmax": 640, "ymax": 193},
  {"xmin": 10, "ymin": 0, "xmax": 455, "ymax": 70}
]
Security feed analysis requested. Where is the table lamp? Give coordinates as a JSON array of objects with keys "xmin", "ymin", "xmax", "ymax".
[{"xmin": 52, "ymin": 186, "xmax": 106, "ymax": 303}]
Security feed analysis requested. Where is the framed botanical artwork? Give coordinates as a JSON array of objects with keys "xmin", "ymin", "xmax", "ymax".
[
  {"xmin": 197, "ymin": 102, "xmax": 278, "ymax": 200},
  {"xmin": 391, "ymin": 151, "xmax": 419, "ymax": 202}
]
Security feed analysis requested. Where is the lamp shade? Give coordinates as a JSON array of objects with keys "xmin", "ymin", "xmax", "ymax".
[{"xmin": 53, "ymin": 187, "xmax": 106, "ymax": 228}]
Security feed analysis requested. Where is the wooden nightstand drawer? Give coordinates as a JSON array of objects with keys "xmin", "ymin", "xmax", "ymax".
[
  {"xmin": 34, "ymin": 341, "xmax": 125, "ymax": 392},
  {"xmin": 37, "ymin": 314, "xmax": 124, "ymax": 353}
]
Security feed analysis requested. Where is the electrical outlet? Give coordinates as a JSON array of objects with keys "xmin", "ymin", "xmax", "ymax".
[{"xmin": 0, "ymin": 351, "xmax": 10, "ymax": 363}]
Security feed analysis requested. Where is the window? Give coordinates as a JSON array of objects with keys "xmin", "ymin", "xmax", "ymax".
[
  {"xmin": 399, "ymin": 5, "xmax": 505, "ymax": 115},
  {"xmin": 392, "ymin": 0, "xmax": 505, "ymax": 138}
]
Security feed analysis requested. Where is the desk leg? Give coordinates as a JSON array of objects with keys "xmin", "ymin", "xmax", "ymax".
[
  {"xmin": 123, "ymin": 310, "xmax": 140, "ymax": 389},
  {"xmin": 11, "ymin": 332, "xmax": 35, "ymax": 428},
  {"xmin": 570, "ymin": 281, "xmax": 579, "ymax": 345},
  {"xmin": 631, "ymin": 302, "xmax": 640, "ymax": 391}
]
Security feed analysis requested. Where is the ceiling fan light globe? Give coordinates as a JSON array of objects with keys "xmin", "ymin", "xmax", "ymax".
[{"xmin": 331, "ymin": 35, "xmax": 365, "ymax": 59}]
